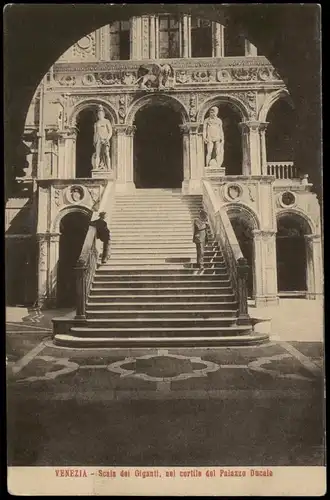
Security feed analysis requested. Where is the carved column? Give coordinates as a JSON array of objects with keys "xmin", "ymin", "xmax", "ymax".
[
  {"xmin": 37, "ymin": 233, "xmax": 49, "ymax": 307},
  {"xmin": 114, "ymin": 125, "xmax": 136, "ymax": 192},
  {"xmin": 259, "ymin": 122, "xmax": 269, "ymax": 176},
  {"xmin": 141, "ymin": 16, "xmax": 150, "ymax": 59},
  {"xmin": 131, "ymin": 17, "xmax": 142, "ymax": 59},
  {"xmin": 212, "ymin": 23, "xmax": 225, "ymax": 57},
  {"xmin": 155, "ymin": 16, "xmax": 160, "ymax": 58},
  {"xmin": 57, "ymin": 127, "xmax": 77, "ymax": 179},
  {"xmin": 245, "ymin": 39, "xmax": 258, "ymax": 56},
  {"xmin": 180, "ymin": 123, "xmax": 203, "ymax": 194},
  {"xmin": 48, "ymin": 233, "xmax": 61, "ymax": 306},
  {"xmin": 239, "ymin": 121, "xmax": 262, "ymax": 176},
  {"xmin": 149, "ymin": 15, "xmax": 156, "ymax": 59},
  {"xmin": 253, "ymin": 229, "xmax": 278, "ymax": 307},
  {"xmin": 305, "ymin": 234, "xmax": 323, "ymax": 300},
  {"xmin": 182, "ymin": 14, "xmax": 191, "ymax": 58}
]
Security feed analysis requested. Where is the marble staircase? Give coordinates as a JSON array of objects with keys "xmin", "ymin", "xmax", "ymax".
[{"xmin": 53, "ymin": 189, "xmax": 268, "ymax": 347}]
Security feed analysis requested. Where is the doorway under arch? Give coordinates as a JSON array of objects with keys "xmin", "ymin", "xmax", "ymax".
[
  {"xmin": 276, "ymin": 214, "xmax": 308, "ymax": 294},
  {"xmin": 57, "ymin": 211, "xmax": 90, "ymax": 307},
  {"xmin": 133, "ymin": 104, "xmax": 183, "ymax": 188}
]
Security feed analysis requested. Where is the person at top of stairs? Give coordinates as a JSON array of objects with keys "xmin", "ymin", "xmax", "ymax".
[
  {"xmin": 193, "ymin": 209, "xmax": 209, "ymax": 270},
  {"xmin": 91, "ymin": 212, "xmax": 111, "ymax": 264}
]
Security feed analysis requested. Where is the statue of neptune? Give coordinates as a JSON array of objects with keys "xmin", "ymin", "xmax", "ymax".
[{"xmin": 203, "ymin": 106, "xmax": 224, "ymax": 168}]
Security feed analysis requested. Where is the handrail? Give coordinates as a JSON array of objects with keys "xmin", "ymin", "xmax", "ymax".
[
  {"xmin": 202, "ymin": 180, "xmax": 250, "ymax": 323},
  {"xmin": 74, "ymin": 180, "xmax": 114, "ymax": 319}
]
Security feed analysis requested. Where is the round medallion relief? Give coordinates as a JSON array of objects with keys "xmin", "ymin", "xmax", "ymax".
[
  {"xmin": 66, "ymin": 185, "xmax": 86, "ymax": 204},
  {"xmin": 224, "ymin": 183, "xmax": 243, "ymax": 202},
  {"xmin": 280, "ymin": 191, "xmax": 296, "ymax": 208},
  {"xmin": 77, "ymin": 36, "xmax": 92, "ymax": 51}
]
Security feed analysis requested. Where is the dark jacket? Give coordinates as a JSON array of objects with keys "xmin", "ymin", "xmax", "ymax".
[
  {"xmin": 91, "ymin": 218, "xmax": 110, "ymax": 242},
  {"xmin": 193, "ymin": 218, "xmax": 209, "ymax": 244}
]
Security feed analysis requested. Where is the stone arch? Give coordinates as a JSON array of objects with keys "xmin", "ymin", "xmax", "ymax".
[
  {"xmin": 276, "ymin": 208, "xmax": 316, "ymax": 235},
  {"xmin": 126, "ymin": 93, "xmax": 190, "ymax": 126},
  {"xmin": 197, "ymin": 95, "xmax": 250, "ymax": 123},
  {"xmin": 52, "ymin": 205, "xmax": 93, "ymax": 233},
  {"xmin": 223, "ymin": 202, "xmax": 261, "ymax": 231},
  {"xmin": 258, "ymin": 88, "xmax": 294, "ymax": 123},
  {"xmin": 68, "ymin": 98, "xmax": 119, "ymax": 127}
]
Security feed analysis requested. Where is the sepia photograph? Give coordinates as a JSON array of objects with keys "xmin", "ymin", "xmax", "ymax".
[{"xmin": 5, "ymin": 3, "xmax": 324, "ymax": 496}]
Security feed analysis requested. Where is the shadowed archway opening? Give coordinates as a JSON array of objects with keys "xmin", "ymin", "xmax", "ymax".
[
  {"xmin": 57, "ymin": 211, "xmax": 90, "ymax": 307},
  {"xmin": 276, "ymin": 214, "xmax": 308, "ymax": 294},
  {"xmin": 133, "ymin": 104, "xmax": 183, "ymax": 188},
  {"xmin": 266, "ymin": 98, "xmax": 295, "ymax": 163},
  {"xmin": 76, "ymin": 108, "xmax": 95, "ymax": 178}
]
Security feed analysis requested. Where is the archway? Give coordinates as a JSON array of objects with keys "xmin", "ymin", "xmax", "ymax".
[
  {"xmin": 57, "ymin": 211, "xmax": 90, "ymax": 307},
  {"xmin": 266, "ymin": 98, "xmax": 296, "ymax": 163},
  {"xmin": 276, "ymin": 213, "xmax": 308, "ymax": 295},
  {"xmin": 133, "ymin": 104, "xmax": 183, "ymax": 188},
  {"xmin": 228, "ymin": 216, "xmax": 254, "ymax": 298},
  {"xmin": 76, "ymin": 108, "xmax": 95, "ymax": 178}
]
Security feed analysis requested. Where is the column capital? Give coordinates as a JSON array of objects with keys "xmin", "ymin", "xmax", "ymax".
[
  {"xmin": 56, "ymin": 126, "xmax": 78, "ymax": 139},
  {"xmin": 305, "ymin": 233, "xmax": 322, "ymax": 242},
  {"xmin": 239, "ymin": 121, "xmax": 264, "ymax": 133},
  {"xmin": 49, "ymin": 232, "xmax": 61, "ymax": 243},
  {"xmin": 114, "ymin": 124, "xmax": 136, "ymax": 136},
  {"xmin": 252, "ymin": 229, "xmax": 277, "ymax": 238},
  {"xmin": 179, "ymin": 122, "xmax": 202, "ymax": 135},
  {"xmin": 37, "ymin": 232, "xmax": 49, "ymax": 242}
]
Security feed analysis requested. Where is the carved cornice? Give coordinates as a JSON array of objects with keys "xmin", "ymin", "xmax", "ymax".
[{"xmin": 252, "ymin": 229, "xmax": 277, "ymax": 238}]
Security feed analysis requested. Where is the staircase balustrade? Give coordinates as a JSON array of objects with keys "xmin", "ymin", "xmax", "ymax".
[
  {"xmin": 74, "ymin": 225, "xmax": 98, "ymax": 319},
  {"xmin": 267, "ymin": 161, "xmax": 297, "ymax": 179},
  {"xmin": 202, "ymin": 180, "xmax": 250, "ymax": 323},
  {"xmin": 74, "ymin": 180, "xmax": 115, "ymax": 319}
]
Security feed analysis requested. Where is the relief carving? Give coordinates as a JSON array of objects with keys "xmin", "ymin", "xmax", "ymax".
[{"xmin": 136, "ymin": 63, "xmax": 175, "ymax": 90}]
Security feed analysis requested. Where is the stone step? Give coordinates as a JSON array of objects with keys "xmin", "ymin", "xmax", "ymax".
[
  {"xmin": 94, "ymin": 267, "xmax": 228, "ymax": 275},
  {"xmin": 108, "ymin": 242, "xmax": 216, "ymax": 249},
  {"xmin": 92, "ymin": 279, "xmax": 231, "ymax": 289},
  {"xmin": 54, "ymin": 332, "xmax": 269, "ymax": 348},
  {"xmin": 87, "ymin": 293, "xmax": 235, "ymax": 303},
  {"xmin": 86, "ymin": 301, "xmax": 238, "ymax": 311},
  {"xmin": 93, "ymin": 272, "xmax": 229, "ymax": 281},
  {"xmin": 99, "ymin": 262, "xmax": 228, "ymax": 269},
  {"xmin": 108, "ymin": 250, "xmax": 224, "ymax": 258},
  {"xmin": 105, "ymin": 259, "xmax": 226, "ymax": 266},
  {"xmin": 69, "ymin": 325, "xmax": 252, "ymax": 338},
  {"xmin": 85, "ymin": 309, "xmax": 238, "ymax": 319},
  {"xmin": 89, "ymin": 286, "xmax": 233, "ymax": 296},
  {"xmin": 80, "ymin": 317, "xmax": 238, "ymax": 328}
]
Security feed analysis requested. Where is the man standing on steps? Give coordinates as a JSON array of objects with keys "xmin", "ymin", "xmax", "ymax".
[
  {"xmin": 193, "ymin": 210, "xmax": 209, "ymax": 270},
  {"xmin": 91, "ymin": 212, "xmax": 111, "ymax": 264}
]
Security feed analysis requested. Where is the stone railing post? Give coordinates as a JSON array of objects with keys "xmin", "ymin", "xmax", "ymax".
[
  {"xmin": 74, "ymin": 260, "xmax": 87, "ymax": 319},
  {"xmin": 237, "ymin": 257, "xmax": 250, "ymax": 323}
]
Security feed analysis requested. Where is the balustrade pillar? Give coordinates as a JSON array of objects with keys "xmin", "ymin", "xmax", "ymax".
[
  {"xmin": 74, "ymin": 260, "xmax": 87, "ymax": 319},
  {"xmin": 239, "ymin": 121, "xmax": 263, "ymax": 176},
  {"xmin": 305, "ymin": 234, "xmax": 323, "ymax": 300},
  {"xmin": 237, "ymin": 257, "xmax": 250, "ymax": 323},
  {"xmin": 57, "ymin": 127, "xmax": 77, "ymax": 178},
  {"xmin": 212, "ymin": 22, "xmax": 225, "ymax": 57},
  {"xmin": 114, "ymin": 125, "xmax": 136, "ymax": 192},
  {"xmin": 253, "ymin": 229, "xmax": 278, "ymax": 307}
]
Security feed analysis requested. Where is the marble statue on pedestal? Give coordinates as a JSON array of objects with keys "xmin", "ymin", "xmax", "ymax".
[
  {"xmin": 203, "ymin": 106, "xmax": 224, "ymax": 168},
  {"xmin": 92, "ymin": 105, "xmax": 112, "ymax": 170}
]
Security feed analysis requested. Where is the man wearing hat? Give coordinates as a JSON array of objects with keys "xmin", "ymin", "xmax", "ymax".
[
  {"xmin": 193, "ymin": 209, "xmax": 209, "ymax": 269},
  {"xmin": 93, "ymin": 105, "xmax": 112, "ymax": 170},
  {"xmin": 91, "ymin": 211, "xmax": 111, "ymax": 263}
]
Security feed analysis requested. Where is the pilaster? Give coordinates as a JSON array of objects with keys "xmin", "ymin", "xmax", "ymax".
[
  {"xmin": 114, "ymin": 124, "xmax": 136, "ymax": 192},
  {"xmin": 305, "ymin": 234, "xmax": 323, "ymax": 300},
  {"xmin": 253, "ymin": 229, "xmax": 279, "ymax": 307},
  {"xmin": 239, "ymin": 121, "xmax": 263, "ymax": 176},
  {"xmin": 37, "ymin": 233, "xmax": 49, "ymax": 307},
  {"xmin": 259, "ymin": 122, "xmax": 269, "ymax": 176},
  {"xmin": 180, "ymin": 122, "xmax": 202, "ymax": 194}
]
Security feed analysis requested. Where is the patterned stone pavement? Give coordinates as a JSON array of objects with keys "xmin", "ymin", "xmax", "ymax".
[{"xmin": 6, "ymin": 316, "xmax": 325, "ymax": 467}]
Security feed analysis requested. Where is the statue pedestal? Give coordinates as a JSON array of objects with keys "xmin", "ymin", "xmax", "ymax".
[
  {"xmin": 91, "ymin": 169, "xmax": 114, "ymax": 179},
  {"xmin": 203, "ymin": 166, "xmax": 226, "ymax": 181}
]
